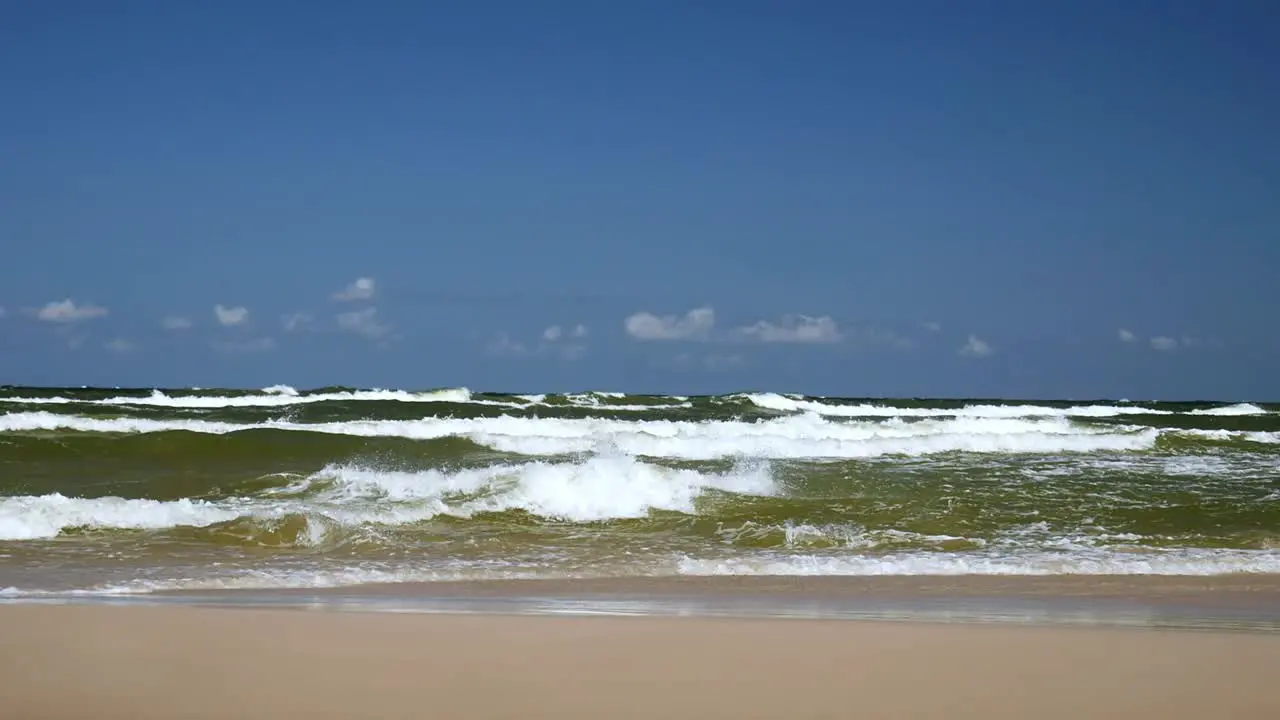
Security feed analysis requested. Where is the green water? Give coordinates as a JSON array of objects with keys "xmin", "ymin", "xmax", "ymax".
[{"xmin": 1, "ymin": 386, "xmax": 1277, "ymax": 594}]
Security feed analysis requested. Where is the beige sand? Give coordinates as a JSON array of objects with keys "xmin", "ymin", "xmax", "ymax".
[{"xmin": 2, "ymin": 605, "xmax": 1278, "ymax": 719}]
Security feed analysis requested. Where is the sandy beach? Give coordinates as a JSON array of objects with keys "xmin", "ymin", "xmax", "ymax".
[{"xmin": 3, "ymin": 603, "xmax": 1279, "ymax": 719}]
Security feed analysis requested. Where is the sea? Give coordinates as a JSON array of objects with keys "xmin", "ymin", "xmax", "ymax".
[{"xmin": 2, "ymin": 386, "xmax": 1278, "ymax": 597}]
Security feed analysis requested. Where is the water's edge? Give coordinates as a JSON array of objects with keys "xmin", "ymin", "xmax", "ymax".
[{"xmin": 7, "ymin": 575, "xmax": 1279, "ymax": 633}]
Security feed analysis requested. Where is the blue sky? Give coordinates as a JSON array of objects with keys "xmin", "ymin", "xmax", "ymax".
[{"xmin": 1, "ymin": 1, "xmax": 1277, "ymax": 399}]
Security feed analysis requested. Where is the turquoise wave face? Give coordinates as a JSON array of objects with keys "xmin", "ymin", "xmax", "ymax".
[{"xmin": 1, "ymin": 387, "xmax": 1278, "ymax": 594}]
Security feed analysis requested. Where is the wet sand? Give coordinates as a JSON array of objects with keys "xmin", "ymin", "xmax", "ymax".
[
  {"xmin": 226, "ymin": 572, "xmax": 1280, "ymax": 601},
  {"xmin": 3, "ymin": 603, "xmax": 1279, "ymax": 719},
  {"xmin": 150, "ymin": 573, "xmax": 1280, "ymax": 630}
]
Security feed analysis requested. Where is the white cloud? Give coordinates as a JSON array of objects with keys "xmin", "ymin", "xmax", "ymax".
[
  {"xmin": 485, "ymin": 333, "xmax": 527, "ymax": 357},
  {"xmin": 488, "ymin": 325, "xmax": 588, "ymax": 361},
  {"xmin": 281, "ymin": 313, "xmax": 313, "ymax": 332},
  {"xmin": 545, "ymin": 326, "xmax": 589, "ymax": 359},
  {"xmin": 35, "ymin": 299, "xmax": 108, "ymax": 323},
  {"xmin": 336, "ymin": 307, "xmax": 391, "ymax": 338},
  {"xmin": 625, "ymin": 307, "xmax": 715, "ymax": 341},
  {"xmin": 105, "ymin": 338, "xmax": 136, "ymax": 353},
  {"xmin": 1118, "ymin": 328, "xmax": 1136, "ymax": 342},
  {"xmin": 1150, "ymin": 336, "xmax": 1178, "ymax": 351},
  {"xmin": 333, "ymin": 277, "xmax": 376, "ymax": 302},
  {"xmin": 733, "ymin": 315, "xmax": 842, "ymax": 344},
  {"xmin": 542, "ymin": 323, "xmax": 588, "ymax": 343},
  {"xmin": 923, "ymin": 321, "xmax": 942, "ymax": 333},
  {"xmin": 0, "ymin": 306, "xmax": 6, "ymax": 318},
  {"xmin": 959, "ymin": 334, "xmax": 993, "ymax": 357},
  {"xmin": 161, "ymin": 316, "xmax": 193, "ymax": 331},
  {"xmin": 214, "ymin": 305, "xmax": 249, "ymax": 326}
]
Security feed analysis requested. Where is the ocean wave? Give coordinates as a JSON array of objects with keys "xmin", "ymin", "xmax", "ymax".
[
  {"xmin": 6, "ymin": 546, "xmax": 1279, "ymax": 597},
  {"xmin": 2, "ymin": 388, "xmax": 1268, "ymax": 418},
  {"xmin": 0, "ymin": 494, "xmax": 244, "ymax": 541},
  {"xmin": 718, "ymin": 522, "xmax": 984, "ymax": 551},
  {"xmin": 468, "ymin": 416, "xmax": 1158, "ymax": 460},
  {"xmin": 741, "ymin": 393, "xmax": 1183, "ymax": 418},
  {"xmin": 0, "ymin": 411, "xmax": 247, "ymax": 434},
  {"xmin": 1, "ymin": 566, "xmax": 559, "ymax": 595},
  {"xmin": 1187, "ymin": 403, "xmax": 1270, "ymax": 416},
  {"xmin": 0, "ymin": 387, "xmax": 495, "ymax": 408},
  {"xmin": 5, "ymin": 388, "xmax": 1276, "ymax": 595},
  {"xmin": 300, "ymin": 456, "xmax": 775, "ymax": 521},
  {"xmin": 0, "ymin": 387, "xmax": 691, "ymax": 412},
  {"xmin": 1166, "ymin": 428, "xmax": 1280, "ymax": 445},
  {"xmin": 558, "ymin": 392, "xmax": 693, "ymax": 411},
  {"xmin": 0, "ymin": 456, "xmax": 775, "ymax": 540},
  {"xmin": 0, "ymin": 411, "xmax": 1160, "ymax": 459},
  {"xmin": 675, "ymin": 549, "xmax": 1280, "ymax": 576},
  {"xmin": 742, "ymin": 394, "xmax": 1277, "ymax": 418}
]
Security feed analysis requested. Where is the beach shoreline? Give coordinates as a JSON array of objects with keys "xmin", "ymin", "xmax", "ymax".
[
  {"xmin": 175, "ymin": 572, "xmax": 1280, "ymax": 601},
  {"xmin": 9, "ymin": 573, "xmax": 1280, "ymax": 632},
  {"xmin": 3, "ymin": 603, "xmax": 1279, "ymax": 719},
  {"xmin": 6, "ymin": 384, "xmax": 1280, "ymax": 717}
]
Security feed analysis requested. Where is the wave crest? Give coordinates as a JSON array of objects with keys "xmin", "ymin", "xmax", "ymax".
[
  {"xmin": 0, "ymin": 456, "xmax": 776, "ymax": 540},
  {"xmin": 0, "ymin": 411, "xmax": 1161, "ymax": 460}
]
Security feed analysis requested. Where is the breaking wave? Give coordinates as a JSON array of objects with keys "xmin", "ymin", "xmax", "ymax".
[
  {"xmin": 3, "ymin": 388, "xmax": 1277, "ymax": 595},
  {"xmin": 0, "ymin": 456, "xmax": 776, "ymax": 540},
  {"xmin": 0, "ymin": 411, "xmax": 1166, "ymax": 460}
]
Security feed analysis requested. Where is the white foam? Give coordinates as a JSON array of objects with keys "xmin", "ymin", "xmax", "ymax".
[
  {"xmin": 743, "ymin": 393, "xmax": 1176, "ymax": 418},
  {"xmin": 1188, "ymin": 403, "xmax": 1269, "ymax": 416},
  {"xmin": 1019, "ymin": 451, "xmax": 1280, "ymax": 481},
  {"xmin": 1159, "ymin": 456, "xmax": 1237, "ymax": 476},
  {"xmin": 0, "ymin": 494, "xmax": 243, "ymax": 540},
  {"xmin": 563, "ymin": 393, "xmax": 693, "ymax": 411},
  {"xmin": 717, "ymin": 522, "xmax": 978, "ymax": 550},
  {"xmin": 469, "ymin": 457, "xmax": 770, "ymax": 521},
  {"xmin": 4, "ymin": 389, "xmax": 1266, "ymax": 419},
  {"xmin": 0, "ymin": 387, "xmax": 496, "ymax": 408},
  {"xmin": 675, "ymin": 549, "xmax": 1280, "ymax": 576},
  {"xmin": 9, "ymin": 545, "xmax": 1280, "ymax": 596},
  {"xmin": 303, "ymin": 456, "xmax": 776, "ymax": 522},
  {"xmin": 1173, "ymin": 428, "xmax": 1280, "ymax": 444},
  {"xmin": 0, "ymin": 457, "xmax": 776, "ymax": 540},
  {"xmin": 463, "ymin": 414, "xmax": 1156, "ymax": 460},
  {"xmin": 0, "ymin": 411, "xmax": 1160, "ymax": 460},
  {"xmin": 0, "ymin": 411, "xmax": 246, "ymax": 434},
  {"xmin": 7, "ymin": 565, "xmax": 565, "ymax": 596},
  {"xmin": 0, "ymin": 388, "xmax": 684, "ymax": 411}
]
